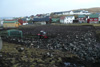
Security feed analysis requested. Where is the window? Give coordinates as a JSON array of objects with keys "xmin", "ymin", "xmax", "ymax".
[
  {"xmin": 90, "ymin": 19, "xmax": 93, "ymax": 21},
  {"xmin": 94, "ymin": 19, "xmax": 97, "ymax": 20}
]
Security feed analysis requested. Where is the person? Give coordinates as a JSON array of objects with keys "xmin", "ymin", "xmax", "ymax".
[
  {"xmin": 43, "ymin": 31, "xmax": 48, "ymax": 38},
  {"xmin": 40, "ymin": 30, "xmax": 44, "ymax": 35},
  {"xmin": 38, "ymin": 30, "xmax": 48, "ymax": 39},
  {"xmin": 39, "ymin": 30, "xmax": 44, "ymax": 39}
]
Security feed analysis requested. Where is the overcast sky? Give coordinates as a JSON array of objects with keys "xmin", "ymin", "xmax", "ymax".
[{"xmin": 0, "ymin": 0, "xmax": 100, "ymax": 17}]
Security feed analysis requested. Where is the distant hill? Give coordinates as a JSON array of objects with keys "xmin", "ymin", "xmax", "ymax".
[
  {"xmin": 0, "ymin": 17, "xmax": 13, "ymax": 20},
  {"xmin": 50, "ymin": 7, "xmax": 100, "ymax": 18},
  {"xmin": 72, "ymin": 7, "xmax": 100, "ymax": 13}
]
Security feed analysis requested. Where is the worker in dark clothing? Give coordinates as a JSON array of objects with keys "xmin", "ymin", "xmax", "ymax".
[{"xmin": 39, "ymin": 30, "xmax": 44, "ymax": 39}]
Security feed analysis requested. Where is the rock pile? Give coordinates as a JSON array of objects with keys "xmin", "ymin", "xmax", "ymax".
[{"xmin": 2, "ymin": 25, "xmax": 100, "ymax": 63}]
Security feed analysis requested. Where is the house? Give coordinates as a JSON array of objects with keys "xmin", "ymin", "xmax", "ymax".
[
  {"xmin": 51, "ymin": 10, "xmax": 90, "ymax": 17},
  {"xmin": 18, "ymin": 19, "xmax": 23, "ymax": 25},
  {"xmin": 3, "ymin": 20, "xmax": 21, "ymax": 28},
  {"xmin": 65, "ymin": 16, "xmax": 75, "ymax": 23},
  {"xmin": 77, "ymin": 15, "xmax": 86, "ymax": 23},
  {"xmin": 51, "ymin": 18, "xmax": 60, "ymax": 23},
  {"xmin": 63, "ymin": 11, "xmax": 73, "ymax": 15},
  {"xmin": 53, "ymin": 12, "xmax": 63, "ymax": 15},
  {"xmin": 33, "ymin": 16, "xmax": 51, "ymax": 24},
  {"xmin": 30, "ymin": 15, "xmax": 34, "ymax": 20},
  {"xmin": 26, "ymin": 17, "xmax": 30, "ymax": 21},
  {"xmin": 87, "ymin": 14, "xmax": 99, "ymax": 23},
  {"xmin": 73, "ymin": 10, "xmax": 91, "ymax": 15},
  {"xmin": 18, "ymin": 18, "xmax": 28, "ymax": 25},
  {"xmin": 96, "ymin": 13, "xmax": 100, "ymax": 23},
  {"xmin": 60, "ymin": 16, "xmax": 75, "ymax": 24},
  {"xmin": 60, "ymin": 16, "xmax": 66, "ymax": 23},
  {"xmin": 0, "ymin": 20, "xmax": 3, "ymax": 28}
]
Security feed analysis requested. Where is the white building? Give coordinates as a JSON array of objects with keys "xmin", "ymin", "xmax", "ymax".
[
  {"xmin": 63, "ymin": 11, "xmax": 73, "ymax": 15},
  {"xmin": 54, "ymin": 10, "xmax": 91, "ymax": 15},
  {"xmin": 73, "ymin": 10, "xmax": 91, "ymax": 15},
  {"xmin": 0, "ymin": 20, "xmax": 3, "ymax": 27},
  {"xmin": 23, "ymin": 23, "xmax": 28, "ymax": 25},
  {"xmin": 60, "ymin": 16, "xmax": 66, "ymax": 23},
  {"xmin": 60, "ymin": 16, "xmax": 75, "ymax": 24},
  {"xmin": 99, "ymin": 16, "xmax": 100, "ymax": 22},
  {"xmin": 53, "ymin": 12, "xmax": 63, "ymax": 15},
  {"xmin": 97, "ymin": 13, "xmax": 100, "ymax": 22}
]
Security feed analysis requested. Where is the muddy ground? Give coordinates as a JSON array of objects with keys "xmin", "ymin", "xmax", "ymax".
[{"xmin": 0, "ymin": 25, "xmax": 100, "ymax": 67}]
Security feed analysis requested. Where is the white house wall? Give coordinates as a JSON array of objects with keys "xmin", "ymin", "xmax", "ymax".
[
  {"xmin": 73, "ymin": 13, "xmax": 90, "ymax": 15},
  {"xmin": 63, "ymin": 11, "xmax": 74, "ymax": 15},
  {"xmin": 63, "ymin": 10, "xmax": 91, "ymax": 15},
  {"xmin": 60, "ymin": 16, "xmax": 75, "ymax": 24},
  {"xmin": 64, "ymin": 16, "xmax": 75, "ymax": 24},
  {"xmin": 99, "ymin": 16, "xmax": 100, "ymax": 21},
  {"xmin": 0, "ymin": 21, "xmax": 3, "ymax": 27},
  {"xmin": 60, "ymin": 20, "xmax": 64, "ymax": 23}
]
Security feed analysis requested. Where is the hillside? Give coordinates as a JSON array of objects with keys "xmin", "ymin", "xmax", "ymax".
[
  {"xmin": 50, "ymin": 7, "xmax": 100, "ymax": 18},
  {"xmin": 72, "ymin": 7, "xmax": 100, "ymax": 13}
]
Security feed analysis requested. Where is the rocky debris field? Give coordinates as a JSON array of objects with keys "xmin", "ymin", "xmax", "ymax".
[
  {"xmin": 0, "ymin": 42, "xmax": 85, "ymax": 67},
  {"xmin": 1, "ymin": 25, "xmax": 100, "ymax": 67}
]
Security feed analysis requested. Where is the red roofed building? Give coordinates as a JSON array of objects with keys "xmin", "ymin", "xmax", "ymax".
[
  {"xmin": 60, "ymin": 16, "xmax": 66, "ymax": 23},
  {"xmin": 60, "ymin": 16, "xmax": 75, "ymax": 24},
  {"xmin": 87, "ymin": 14, "xmax": 99, "ymax": 23},
  {"xmin": 18, "ymin": 18, "xmax": 28, "ymax": 25}
]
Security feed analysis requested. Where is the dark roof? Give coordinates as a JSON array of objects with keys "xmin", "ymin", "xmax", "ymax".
[
  {"xmin": 33, "ymin": 16, "xmax": 50, "ymax": 22},
  {"xmin": 73, "ymin": 10, "xmax": 82, "ymax": 13},
  {"xmin": 54, "ymin": 12, "xmax": 63, "ymax": 14}
]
